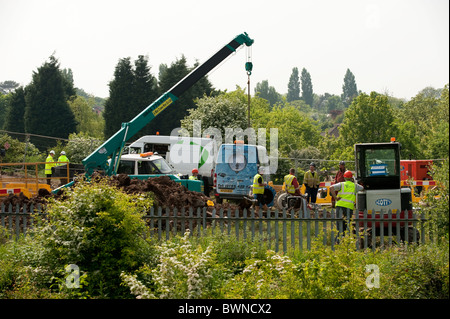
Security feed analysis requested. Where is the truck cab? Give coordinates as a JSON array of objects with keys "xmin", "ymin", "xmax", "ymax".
[
  {"xmin": 110, "ymin": 152, "xmax": 203, "ymax": 193},
  {"xmin": 116, "ymin": 152, "xmax": 174, "ymax": 175}
]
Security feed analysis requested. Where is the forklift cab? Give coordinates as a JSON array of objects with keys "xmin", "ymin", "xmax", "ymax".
[
  {"xmin": 355, "ymin": 140, "xmax": 412, "ymax": 214},
  {"xmin": 355, "ymin": 142, "xmax": 401, "ymax": 190}
]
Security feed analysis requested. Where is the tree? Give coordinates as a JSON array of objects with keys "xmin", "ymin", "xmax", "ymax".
[
  {"xmin": 255, "ymin": 80, "xmax": 281, "ymax": 107},
  {"xmin": 342, "ymin": 69, "xmax": 358, "ymax": 108},
  {"xmin": 287, "ymin": 67, "xmax": 300, "ymax": 102},
  {"xmin": 24, "ymin": 56, "xmax": 77, "ymax": 146},
  {"xmin": 133, "ymin": 55, "xmax": 159, "ymax": 137},
  {"xmin": 146, "ymin": 55, "xmax": 214, "ymax": 136},
  {"xmin": 3, "ymin": 86, "xmax": 26, "ymax": 133},
  {"xmin": 68, "ymin": 96, "xmax": 104, "ymax": 139},
  {"xmin": 0, "ymin": 80, "xmax": 19, "ymax": 94},
  {"xmin": 60, "ymin": 68, "xmax": 76, "ymax": 100},
  {"xmin": 64, "ymin": 132, "xmax": 104, "ymax": 163},
  {"xmin": 181, "ymin": 88, "xmax": 249, "ymax": 142},
  {"xmin": 103, "ymin": 57, "xmax": 135, "ymax": 139},
  {"xmin": 300, "ymin": 68, "xmax": 313, "ymax": 107},
  {"xmin": 399, "ymin": 84, "xmax": 449, "ymax": 158},
  {"xmin": 339, "ymin": 91, "xmax": 396, "ymax": 146}
]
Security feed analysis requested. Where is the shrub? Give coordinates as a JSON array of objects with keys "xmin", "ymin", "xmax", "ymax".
[{"xmin": 29, "ymin": 177, "xmax": 154, "ymax": 298}]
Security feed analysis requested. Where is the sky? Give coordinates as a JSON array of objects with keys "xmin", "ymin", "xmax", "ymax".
[{"xmin": 0, "ymin": 0, "xmax": 448, "ymax": 100}]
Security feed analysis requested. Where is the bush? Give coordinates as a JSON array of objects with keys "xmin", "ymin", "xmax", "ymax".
[
  {"xmin": 422, "ymin": 158, "xmax": 449, "ymax": 240},
  {"xmin": 29, "ymin": 177, "xmax": 155, "ymax": 298}
]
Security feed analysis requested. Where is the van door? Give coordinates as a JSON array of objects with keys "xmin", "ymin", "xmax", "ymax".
[{"xmin": 215, "ymin": 144, "xmax": 257, "ymax": 199}]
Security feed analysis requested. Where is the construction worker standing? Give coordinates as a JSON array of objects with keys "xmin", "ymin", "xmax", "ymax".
[
  {"xmin": 57, "ymin": 151, "xmax": 69, "ymax": 166},
  {"xmin": 331, "ymin": 161, "xmax": 346, "ymax": 208},
  {"xmin": 303, "ymin": 162, "xmax": 320, "ymax": 205},
  {"xmin": 45, "ymin": 150, "xmax": 56, "ymax": 186},
  {"xmin": 284, "ymin": 168, "xmax": 301, "ymax": 196},
  {"xmin": 330, "ymin": 170, "xmax": 364, "ymax": 238},
  {"xmin": 252, "ymin": 167, "xmax": 268, "ymax": 212},
  {"xmin": 57, "ymin": 151, "xmax": 70, "ymax": 184},
  {"xmin": 189, "ymin": 168, "xmax": 199, "ymax": 180}
]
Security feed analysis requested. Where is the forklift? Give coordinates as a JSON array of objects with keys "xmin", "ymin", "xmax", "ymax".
[{"xmin": 354, "ymin": 138, "xmax": 420, "ymax": 247}]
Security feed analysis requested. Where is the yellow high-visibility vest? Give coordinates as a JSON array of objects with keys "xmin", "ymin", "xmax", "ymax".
[
  {"xmin": 284, "ymin": 174, "xmax": 295, "ymax": 194},
  {"xmin": 57, "ymin": 155, "xmax": 69, "ymax": 166},
  {"xmin": 336, "ymin": 181, "xmax": 357, "ymax": 210},
  {"xmin": 252, "ymin": 174, "xmax": 265, "ymax": 194},
  {"xmin": 45, "ymin": 155, "xmax": 56, "ymax": 175},
  {"xmin": 304, "ymin": 170, "xmax": 320, "ymax": 188}
]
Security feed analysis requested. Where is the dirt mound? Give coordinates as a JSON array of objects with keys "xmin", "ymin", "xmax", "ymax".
[
  {"xmin": 110, "ymin": 174, "xmax": 209, "ymax": 210},
  {"xmin": 0, "ymin": 189, "xmax": 52, "ymax": 210},
  {"xmin": 1, "ymin": 174, "xmax": 249, "ymax": 216}
]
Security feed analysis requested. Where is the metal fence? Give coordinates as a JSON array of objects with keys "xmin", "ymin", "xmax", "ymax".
[{"xmin": 0, "ymin": 203, "xmax": 429, "ymax": 252}]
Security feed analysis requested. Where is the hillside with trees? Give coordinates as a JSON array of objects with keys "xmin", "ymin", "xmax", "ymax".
[{"xmin": 0, "ymin": 56, "xmax": 448, "ymax": 171}]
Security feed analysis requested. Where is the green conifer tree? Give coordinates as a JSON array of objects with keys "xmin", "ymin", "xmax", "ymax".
[
  {"xmin": 287, "ymin": 67, "xmax": 300, "ymax": 102},
  {"xmin": 3, "ymin": 86, "xmax": 26, "ymax": 133},
  {"xmin": 301, "ymin": 68, "xmax": 314, "ymax": 107},
  {"xmin": 24, "ymin": 56, "xmax": 77, "ymax": 148},
  {"xmin": 103, "ymin": 57, "xmax": 135, "ymax": 139}
]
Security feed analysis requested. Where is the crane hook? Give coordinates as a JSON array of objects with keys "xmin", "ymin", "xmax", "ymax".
[{"xmin": 245, "ymin": 45, "xmax": 253, "ymax": 75}]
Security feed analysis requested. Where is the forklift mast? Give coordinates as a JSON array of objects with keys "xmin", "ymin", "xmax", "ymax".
[{"xmin": 82, "ymin": 33, "xmax": 254, "ymax": 176}]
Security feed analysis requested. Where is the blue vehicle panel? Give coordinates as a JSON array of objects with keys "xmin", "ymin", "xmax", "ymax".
[{"xmin": 215, "ymin": 144, "xmax": 259, "ymax": 199}]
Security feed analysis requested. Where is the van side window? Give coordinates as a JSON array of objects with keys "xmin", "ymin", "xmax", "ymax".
[{"xmin": 143, "ymin": 143, "xmax": 169, "ymax": 157}]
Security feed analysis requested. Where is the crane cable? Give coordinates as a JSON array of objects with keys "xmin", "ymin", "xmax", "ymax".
[{"xmin": 245, "ymin": 45, "xmax": 253, "ymax": 128}]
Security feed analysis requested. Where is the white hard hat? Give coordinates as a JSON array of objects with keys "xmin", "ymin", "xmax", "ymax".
[
  {"xmin": 61, "ymin": 151, "xmax": 66, "ymax": 155},
  {"xmin": 50, "ymin": 150, "xmax": 55, "ymax": 154}
]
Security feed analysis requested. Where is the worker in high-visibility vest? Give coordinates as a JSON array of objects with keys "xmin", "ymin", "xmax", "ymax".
[
  {"xmin": 303, "ymin": 162, "xmax": 320, "ymax": 204},
  {"xmin": 57, "ymin": 151, "xmax": 70, "ymax": 166},
  {"xmin": 45, "ymin": 150, "xmax": 56, "ymax": 186},
  {"xmin": 330, "ymin": 170, "xmax": 364, "ymax": 237},
  {"xmin": 284, "ymin": 168, "xmax": 301, "ymax": 196},
  {"xmin": 331, "ymin": 160, "xmax": 346, "ymax": 208},
  {"xmin": 252, "ymin": 166, "xmax": 268, "ymax": 212},
  {"xmin": 189, "ymin": 168, "xmax": 199, "ymax": 180}
]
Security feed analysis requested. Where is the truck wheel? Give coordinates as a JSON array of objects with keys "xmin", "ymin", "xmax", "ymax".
[
  {"xmin": 263, "ymin": 185, "xmax": 276, "ymax": 207},
  {"xmin": 275, "ymin": 192, "xmax": 288, "ymax": 209}
]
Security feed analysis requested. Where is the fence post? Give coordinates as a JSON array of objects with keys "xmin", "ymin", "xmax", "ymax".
[
  {"xmin": 189, "ymin": 207, "xmax": 193, "ymax": 236},
  {"xmin": 282, "ymin": 209, "xmax": 287, "ymax": 253},
  {"xmin": 219, "ymin": 208, "xmax": 224, "ymax": 235},
  {"xmin": 243, "ymin": 209, "xmax": 248, "ymax": 241},
  {"xmin": 404, "ymin": 210, "xmax": 409, "ymax": 245},
  {"xmin": 157, "ymin": 207, "xmax": 162, "ymax": 240},
  {"xmin": 298, "ymin": 209, "xmax": 303, "ymax": 252},
  {"xmin": 388, "ymin": 209, "xmax": 393, "ymax": 246},
  {"xmin": 421, "ymin": 212, "xmax": 426, "ymax": 245},
  {"xmin": 290, "ymin": 208, "xmax": 295, "ymax": 251},
  {"xmin": 274, "ymin": 209, "xmax": 279, "ymax": 253},
  {"xmin": 330, "ymin": 209, "xmax": 335, "ymax": 251},
  {"xmin": 306, "ymin": 207, "xmax": 311, "ymax": 251}
]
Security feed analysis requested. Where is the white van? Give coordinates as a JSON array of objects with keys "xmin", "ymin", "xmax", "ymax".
[{"xmin": 127, "ymin": 135, "xmax": 218, "ymax": 194}]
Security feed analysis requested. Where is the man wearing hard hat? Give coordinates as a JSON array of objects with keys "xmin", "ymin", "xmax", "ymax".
[
  {"xmin": 330, "ymin": 170, "xmax": 364, "ymax": 239},
  {"xmin": 189, "ymin": 168, "xmax": 199, "ymax": 180},
  {"xmin": 45, "ymin": 150, "xmax": 56, "ymax": 186}
]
